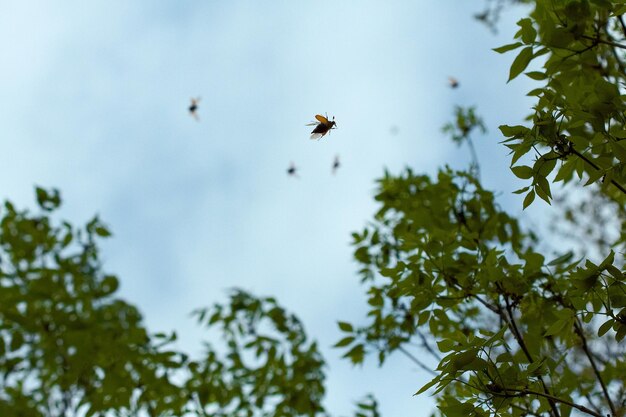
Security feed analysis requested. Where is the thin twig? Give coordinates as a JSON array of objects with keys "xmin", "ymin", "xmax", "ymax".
[
  {"xmin": 582, "ymin": 35, "xmax": 626, "ymax": 50},
  {"xmin": 466, "ymin": 135, "xmax": 481, "ymax": 180},
  {"xmin": 501, "ymin": 388, "xmax": 604, "ymax": 417},
  {"xmin": 415, "ymin": 329, "xmax": 442, "ymax": 362},
  {"xmin": 583, "ymin": 392, "xmax": 604, "ymax": 416},
  {"xmin": 503, "ymin": 297, "xmax": 561, "ymax": 417},
  {"xmin": 618, "ymin": 15, "xmax": 626, "ymax": 38},
  {"xmin": 397, "ymin": 346, "xmax": 437, "ymax": 376},
  {"xmin": 575, "ymin": 319, "xmax": 617, "ymax": 416},
  {"xmin": 510, "ymin": 402, "xmax": 543, "ymax": 417},
  {"xmin": 570, "ymin": 148, "xmax": 626, "ymax": 195}
]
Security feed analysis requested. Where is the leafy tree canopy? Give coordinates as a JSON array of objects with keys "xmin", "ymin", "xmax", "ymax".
[
  {"xmin": 340, "ymin": 1, "xmax": 626, "ymax": 416},
  {"xmin": 3, "ymin": 1, "xmax": 626, "ymax": 417}
]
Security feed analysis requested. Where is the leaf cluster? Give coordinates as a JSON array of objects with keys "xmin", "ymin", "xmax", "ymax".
[
  {"xmin": 0, "ymin": 189, "xmax": 342, "ymax": 417},
  {"xmin": 496, "ymin": 0, "xmax": 626, "ymax": 208},
  {"xmin": 344, "ymin": 166, "xmax": 626, "ymax": 416}
]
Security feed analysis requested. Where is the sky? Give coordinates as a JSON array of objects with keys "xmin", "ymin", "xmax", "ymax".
[{"xmin": 0, "ymin": 1, "xmax": 541, "ymax": 415}]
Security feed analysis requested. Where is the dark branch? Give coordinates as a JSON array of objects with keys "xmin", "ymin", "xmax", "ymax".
[
  {"xmin": 571, "ymin": 148, "xmax": 626, "ymax": 195},
  {"xmin": 575, "ymin": 319, "xmax": 617, "ymax": 416}
]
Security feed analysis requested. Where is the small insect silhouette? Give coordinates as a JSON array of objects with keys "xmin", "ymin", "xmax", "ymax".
[
  {"xmin": 307, "ymin": 114, "xmax": 337, "ymax": 140},
  {"xmin": 332, "ymin": 155, "xmax": 340, "ymax": 175},
  {"xmin": 448, "ymin": 77, "xmax": 459, "ymax": 89},
  {"xmin": 188, "ymin": 97, "xmax": 201, "ymax": 120},
  {"xmin": 287, "ymin": 162, "xmax": 299, "ymax": 178}
]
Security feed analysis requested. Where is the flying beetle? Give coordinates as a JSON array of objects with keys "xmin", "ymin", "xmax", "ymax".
[
  {"xmin": 307, "ymin": 114, "xmax": 337, "ymax": 140},
  {"xmin": 188, "ymin": 97, "xmax": 201, "ymax": 121},
  {"xmin": 287, "ymin": 162, "xmax": 299, "ymax": 178},
  {"xmin": 332, "ymin": 155, "xmax": 340, "ymax": 175}
]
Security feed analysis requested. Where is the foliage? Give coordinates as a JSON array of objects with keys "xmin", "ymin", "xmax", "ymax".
[
  {"xmin": 340, "ymin": 1, "xmax": 626, "ymax": 417},
  {"xmin": 4, "ymin": 1, "xmax": 626, "ymax": 417},
  {"xmin": 0, "ymin": 189, "xmax": 335, "ymax": 417},
  {"xmin": 442, "ymin": 106, "xmax": 486, "ymax": 178},
  {"xmin": 189, "ymin": 290, "xmax": 327, "ymax": 417},
  {"xmin": 497, "ymin": 0, "xmax": 626, "ymax": 208},
  {"xmin": 0, "ymin": 187, "xmax": 186, "ymax": 416}
]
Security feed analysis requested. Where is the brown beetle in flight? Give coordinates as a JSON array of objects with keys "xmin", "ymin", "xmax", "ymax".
[{"xmin": 307, "ymin": 114, "xmax": 337, "ymax": 140}]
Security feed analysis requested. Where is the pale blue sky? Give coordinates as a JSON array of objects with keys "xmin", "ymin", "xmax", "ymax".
[{"xmin": 0, "ymin": 1, "xmax": 539, "ymax": 415}]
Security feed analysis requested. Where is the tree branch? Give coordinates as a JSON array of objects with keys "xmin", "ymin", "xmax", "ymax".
[
  {"xmin": 503, "ymin": 296, "xmax": 561, "ymax": 417},
  {"xmin": 397, "ymin": 345, "xmax": 437, "ymax": 376},
  {"xmin": 582, "ymin": 35, "xmax": 626, "ymax": 50},
  {"xmin": 571, "ymin": 147, "xmax": 626, "ymax": 195},
  {"xmin": 502, "ymin": 388, "xmax": 604, "ymax": 417},
  {"xmin": 466, "ymin": 134, "xmax": 481, "ymax": 180},
  {"xmin": 574, "ymin": 319, "xmax": 617, "ymax": 416},
  {"xmin": 510, "ymin": 402, "xmax": 544, "ymax": 417},
  {"xmin": 618, "ymin": 15, "xmax": 626, "ymax": 38},
  {"xmin": 415, "ymin": 329, "xmax": 442, "ymax": 362}
]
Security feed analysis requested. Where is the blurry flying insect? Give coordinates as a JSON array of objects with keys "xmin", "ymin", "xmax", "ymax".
[
  {"xmin": 448, "ymin": 77, "xmax": 459, "ymax": 89},
  {"xmin": 287, "ymin": 162, "xmax": 299, "ymax": 178},
  {"xmin": 188, "ymin": 97, "xmax": 201, "ymax": 121},
  {"xmin": 332, "ymin": 155, "xmax": 340, "ymax": 175},
  {"xmin": 307, "ymin": 114, "xmax": 337, "ymax": 140}
]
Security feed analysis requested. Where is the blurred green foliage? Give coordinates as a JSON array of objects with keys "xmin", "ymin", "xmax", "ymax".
[
  {"xmin": 0, "ymin": 190, "xmax": 333, "ymax": 416},
  {"xmin": 340, "ymin": 1, "xmax": 626, "ymax": 416}
]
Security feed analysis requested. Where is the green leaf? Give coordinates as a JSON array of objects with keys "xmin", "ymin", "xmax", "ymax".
[
  {"xmin": 548, "ymin": 252, "xmax": 574, "ymax": 266},
  {"xmin": 525, "ymin": 71, "xmax": 547, "ymax": 80},
  {"xmin": 414, "ymin": 374, "xmax": 442, "ymax": 396},
  {"xmin": 535, "ymin": 154, "xmax": 557, "ymax": 177},
  {"xmin": 334, "ymin": 336, "xmax": 355, "ymax": 348},
  {"xmin": 95, "ymin": 225, "xmax": 111, "ymax": 237},
  {"xmin": 606, "ymin": 265, "xmax": 624, "ymax": 280},
  {"xmin": 508, "ymin": 47, "xmax": 534, "ymax": 82},
  {"xmin": 9, "ymin": 332, "xmax": 24, "ymax": 351},
  {"xmin": 584, "ymin": 168, "xmax": 605, "ymax": 186},
  {"xmin": 536, "ymin": 176, "xmax": 552, "ymax": 200},
  {"xmin": 517, "ymin": 18, "xmax": 537, "ymax": 44},
  {"xmin": 545, "ymin": 319, "xmax": 568, "ymax": 336},
  {"xmin": 523, "ymin": 190, "xmax": 535, "ymax": 209},
  {"xmin": 554, "ymin": 159, "xmax": 577, "ymax": 183},
  {"xmin": 35, "ymin": 186, "xmax": 62, "ymax": 211},
  {"xmin": 513, "ymin": 186, "xmax": 530, "ymax": 194},
  {"xmin": 337, "ymin": 321, "xmax": 354, "ymax": 332},
  {"xmin": 527, "ymin": 88, "xmax": 544, "ymax": 97},
  {"xmin": 511, "ymin": 165, "xmax": 533, "ymax": 179},
  {"xmin": 611, "ymin": 141, "xmax": 626, "ymax": 163},
  {"xmin": 614, "ymin": 5, "xmax": 626, "ymax": 16},
  {"xmin": 418, "ymin": 311, "xmax": 430, "ymax": 326},
  {"xmin": 437, "ymin": 339, "xmax": 455, "ymax": 353},
  {"xmin": 499, "ymin": 124, "xmax": 528, "ymax": 137},
  {"xmin": 493, "ymin": 42, "xmax": 523, "ymax": 54}
]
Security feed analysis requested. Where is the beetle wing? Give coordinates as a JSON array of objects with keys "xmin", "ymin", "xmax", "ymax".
[{"xmin": 315, "ymin": 114, "xmax": 329, "ymax": 124}]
